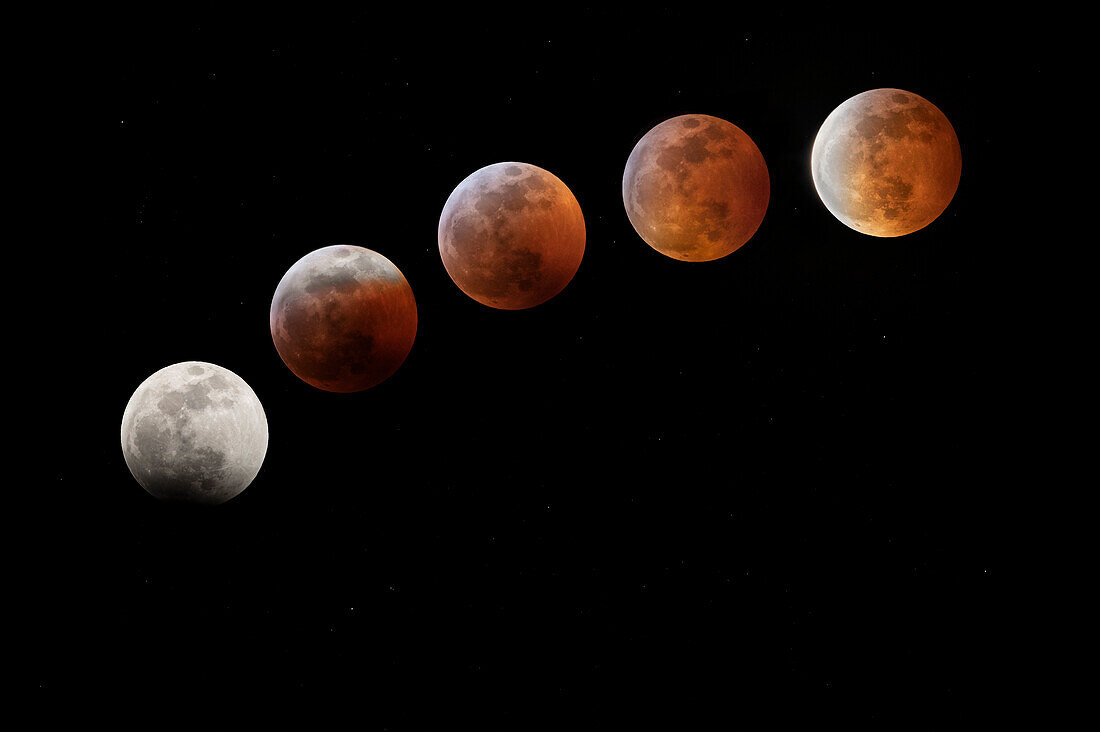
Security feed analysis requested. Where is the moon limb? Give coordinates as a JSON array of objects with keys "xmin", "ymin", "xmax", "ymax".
[
  {"xmin": 120, "ymin": 361, "xmax": 268, "ymax": 505},
  {"xmin": 811, "ymin": 88, "xmax": 961, "ymax": 237},
  {"xmin": 438, "ymin": 162, "xmax": 586, "ymax": 310}
]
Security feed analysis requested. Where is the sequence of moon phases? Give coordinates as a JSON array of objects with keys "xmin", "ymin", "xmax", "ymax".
[
  {"xmin": 811, "ymin": 88, "xmax": 961, "ymax": 237},
  {"xmin": 623, "ymin": 113, "xmax": 770, "ymax": 262},
  {"xmin": 123, "ymin": 90, "xmax": 964, "ymax": 503},
  {"xmin": 438, "ymin": 162, "xmax": 586, "ymax": 309},
  {"xmin": 120, "ymin": 361, "xmax": 269, "ymax": 505},
  {"xmin": 270, "ymin": 245, "xmax": 418, "ymax": 393}
]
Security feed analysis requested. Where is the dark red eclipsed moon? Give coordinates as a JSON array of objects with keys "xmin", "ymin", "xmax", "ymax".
[
  {"xmin": 623, "ymin": 114, "xmax": 770, "ymax": 262},
  {"xmin": 269, "ymin": 245, "xmax": 417, "ymax": 393},
  {"xmin": 438, "ymin": 162, "xmax": 586, "ymax": 310}
]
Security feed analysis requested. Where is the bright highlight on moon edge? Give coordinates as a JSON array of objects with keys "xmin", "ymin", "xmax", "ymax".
[
  {"xmin": 623, "ymin": 114, "xmax": 770, "ymax": 262},
  {"xmin": 811, "ymin": 88, "xmax": 961, "ymax": 237},
  {"xmin": 438, "ymin": 162, "xmax": 586, "ymax": 310},
  {"xmin": 120, "ymin": 361, "xmax": 269, "ymax": 505}
]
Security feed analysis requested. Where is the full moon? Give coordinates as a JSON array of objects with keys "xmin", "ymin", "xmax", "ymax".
[
  {"xmin": 622, "ymin": 114, "xmax": 770, "ymax": 262},
  {"xmin": 811, "ymin": 88, "xmax": 961, "ymax": 237},
  {"xmin": 270, "ymin": 245, "xmax": 417, "ymax": 392},
  {"xmin": 438, "ymin": 162, "xmax": 586, "ymax": 309},
  {"xmin": 121, "ymin": 361, "xmax": 268, "ymax": 505}
]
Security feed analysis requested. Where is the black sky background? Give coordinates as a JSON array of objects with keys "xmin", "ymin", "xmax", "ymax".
[{"xmin": 33, "ymin": 7, "xmax": 1032, "ymax": 725}]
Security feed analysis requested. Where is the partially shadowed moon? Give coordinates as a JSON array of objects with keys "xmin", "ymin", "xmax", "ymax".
[
  {"xmin": 121, "ymin": 361, "xmax": 268, "ymax": 505},
  {"xmin": 623, "ymin": 114, "xmax": 770, "ymax": 262},
  {"xmin": 270, "ymin": 245, "xmax": 417, "ymax": 392},
  {"xmin": 438, "ymin": 162, "xmax": 586, "ymax": 309},
  {"xmin": 811, "ymin": 88, "xmax": 961, "ymax": 237}
]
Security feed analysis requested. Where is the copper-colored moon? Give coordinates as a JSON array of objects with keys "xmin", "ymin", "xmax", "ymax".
[
  {"xmin": 622, "ymin": 114, "xmax": 770, "ymax": 262},
  {"xmin": 269, "ymin": 245, "xmax": 417, "ymax": 393},
  {"xmin": 438, "ymin": 162, "xmax": 586, "ymax": 310},
  {"xmin": 811, "ymin": 88, "xmax": 961, "ymax": 237}
]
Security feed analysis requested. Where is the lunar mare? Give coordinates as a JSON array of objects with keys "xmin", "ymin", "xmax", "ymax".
[
  {"xmin": 811, "ymin": 88, "xmax": 961, "ymax": 237},
  {"xmin": 623, "ymin": 114, "xmax": 770, "ymax": 261},
  {"xmin": 270, "ymin": 245, "xmax": 417, "ymax": 392},
  {"xmin": 438, "ymin": 162, "xmax": 586, "ymax": 309},
  {"xmin": 120, "ymin": 361, "xmax": 268, "ymax": 505}
]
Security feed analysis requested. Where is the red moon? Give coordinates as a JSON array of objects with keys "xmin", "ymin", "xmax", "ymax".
[
  {"xmin": 811, "ymin": 88, "xmax": 961, "ymax": 237},
  {"xmin": 438, "ymin": 162, "xmax": 586, "ymax": 310},
  {"xmin": 269, "ymin": 245, "xmax": 417, "ymax": 393},
  {"xmin": 623, "ymin": 114, "xmax": 770, "ymax": 262}
]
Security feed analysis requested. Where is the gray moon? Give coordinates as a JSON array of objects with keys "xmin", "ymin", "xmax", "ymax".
[
  {"xmin": 120, "ymin": 361, "xmax": 269, "ymax": 505},
  {"xmin": 438, "ymin": 162, "xmax": 586, "ymax": 310},
  {"xmin": 811, "ymin": 88, "xmax": 961, "ymax": 237}
]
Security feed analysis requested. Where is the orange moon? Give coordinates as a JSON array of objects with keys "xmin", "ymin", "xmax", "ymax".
[
  {"xmin": 811, "ymin": 88, "xmax": 961, "ymax": 237},
  {"xmin": 438, "ymin": 162, "xmax": 586, "ymax": 310},
  {"xmin": 622, "ymin": 114, "xmax": 770, "ymax": 262},
  {"xmin": 269, "ymin": 245, "xmax": 417, "ymax": 393}
]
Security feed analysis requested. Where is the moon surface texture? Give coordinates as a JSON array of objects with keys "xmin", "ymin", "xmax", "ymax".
[
  {"xmin": 811, "ymin": 88, "xmax": 961, "ymax": 237},
  {"xmin": 270, "ymin": 245, "xmax": 417, "ymax": 392},
  {"xmin": 438, "ymin": 162, "xmax": 586, "ymax": 309},
  {"xmin": 623, "ymin": 114, "xmax": 770, "ymax": 262},
  {"xmin": 121, "ymin": 361, "xmax": 269, "ymax": 505}
]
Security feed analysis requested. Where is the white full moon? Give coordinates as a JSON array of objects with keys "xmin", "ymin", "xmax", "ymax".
[{"xmin": 120, "ymin": 361, "xmax": 269, "ymax": 505}]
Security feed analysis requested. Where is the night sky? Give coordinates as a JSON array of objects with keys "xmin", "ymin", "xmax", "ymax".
[{"xmin": 35, "ymin": 8, "xmax": 1029, "ymax": 725}]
